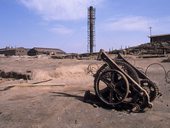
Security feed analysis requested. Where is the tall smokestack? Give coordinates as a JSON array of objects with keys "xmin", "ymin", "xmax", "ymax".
[{"xmin": 88, "ymin": 6, "xmax": 95, "ymax": 54}]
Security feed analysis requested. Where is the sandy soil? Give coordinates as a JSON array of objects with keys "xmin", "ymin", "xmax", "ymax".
[{"xmin": 0, "ymin": 55, "xmax": 170, "ymax": 128}]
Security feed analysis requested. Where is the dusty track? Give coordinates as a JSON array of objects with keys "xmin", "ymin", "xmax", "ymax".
[{"xmin": 0, "ymin": 55, "xmax": 170, "ymax": 128}]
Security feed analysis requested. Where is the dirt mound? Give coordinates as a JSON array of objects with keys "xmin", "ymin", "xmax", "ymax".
[
  {"xmin": 52, "ymin": 64, "xmax": 88, "ymax": 78},
  {"xmin": 32, "ymin": 70, "xmax": 52, "ymax": 80},
  {"xmin": 31, "ymin": 64, "xmax": 92, "ymax": 85}
]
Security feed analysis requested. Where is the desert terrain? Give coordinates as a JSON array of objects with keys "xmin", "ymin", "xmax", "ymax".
[{"xmin": 0, "ymin": 54, "xmax": 170, "ymax": 128}]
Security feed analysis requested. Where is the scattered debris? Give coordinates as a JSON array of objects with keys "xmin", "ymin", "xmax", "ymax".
[
  {"xmin": 0, "ymin": 70, "xmax": 31, "ymax": 80},
  {"xmin": 31, "ymin": 79, "xmax": 53, "ymax": 84},
  {"xmin": 162, "ymin": 56, "xmax": 170, "ymax": 62},
  {"xmin": 138, "ymin": 54, "xmax": 166, "ymax": 58}
]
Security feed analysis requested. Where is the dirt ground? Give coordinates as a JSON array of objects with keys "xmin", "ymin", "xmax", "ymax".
[{"xmin": 0, "ymin": 55, "xmax": 170, "ymax": 128}]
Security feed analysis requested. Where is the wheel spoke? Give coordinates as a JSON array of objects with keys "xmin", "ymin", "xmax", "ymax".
[
  {"xmin": 109, "ymin": 89, "xmax": 113, "ymax": 103},
  {"xmin": 100, "ymin": 87, "xmax": 110, "ymax": 98},
  {"xmin": 114, "ymin": 88, "xmax": 124, "ymax": 100}
]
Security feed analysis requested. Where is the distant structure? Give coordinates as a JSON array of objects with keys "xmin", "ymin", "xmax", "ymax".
[
  {"xmin": 87, "ymin": 6, "xmax": 96, "ymax": 54},
  {"xmin": 125, "ymin": 34, "xmax": 170, "ymax": 55},
  {"xmin": 0, "ymin": 47, "xmax": 65, "ymax": 56},
  {"xmin": 0, "ymin": 47, "xmax": 28, "ymax": 56},
  {"xmin": 150, "ymin": 34, "xmax": 170, "ymax": 43},
  {"xmin": 27, "ymin": 47, "xmax": 65, "ymax": 56}
]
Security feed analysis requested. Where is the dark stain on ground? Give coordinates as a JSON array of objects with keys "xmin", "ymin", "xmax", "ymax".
[{"xmin": 0, "ymin": 86, "xmax": 15, "ymax": 91}]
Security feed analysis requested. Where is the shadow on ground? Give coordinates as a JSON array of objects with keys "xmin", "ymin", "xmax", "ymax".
[{"xmin": 50, "ymin": 90, "xmax": 140, "ymax": 113}]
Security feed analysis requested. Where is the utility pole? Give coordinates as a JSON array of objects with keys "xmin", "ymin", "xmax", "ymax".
[{"xmin": 149, "ymin": 26, "xmax": 152, "ymax": 36}]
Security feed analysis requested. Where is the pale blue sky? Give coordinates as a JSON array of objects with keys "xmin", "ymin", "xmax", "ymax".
[{"xmin": 0, "ymin": 0, "xmax": 170, "ymax": 53}]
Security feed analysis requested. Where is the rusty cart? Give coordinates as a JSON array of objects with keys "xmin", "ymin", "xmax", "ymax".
[{"xmin": 93, "ymin": 49, "xmax": 159, "ymax": 111}]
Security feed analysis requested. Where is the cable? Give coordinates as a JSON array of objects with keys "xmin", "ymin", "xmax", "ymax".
[
  {"xmin": 87, "ymin": 63, "xmax": 99, "ymax": 75},
  {"xmin": 145, "ymin": 63, "xmax": 170, "ymax": 84}
]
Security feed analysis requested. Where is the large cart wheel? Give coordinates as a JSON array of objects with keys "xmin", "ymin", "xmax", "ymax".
[{"xmin": 95, "ymin": 69, "xmax": 129, "ymax": 106}]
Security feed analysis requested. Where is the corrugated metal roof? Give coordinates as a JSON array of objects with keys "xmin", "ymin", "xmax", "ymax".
[{"xmin": 149, "ymin": 34, "xmax": 170, "ymax": 38}]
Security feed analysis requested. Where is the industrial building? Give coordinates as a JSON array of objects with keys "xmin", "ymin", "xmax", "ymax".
[
  {"xmin": 0, "ymin": 47, "xmax": 65, "ymax": 56},
  {"xmin": 0, "ymin": 48, "xmax": 6, "ymax": 54},
  {"xmin": 150, "ymin": 34, "xmax": 170, "ymax": 43},
  {"xmin": 0, "ymin": 47, "xmax": 28, "ymax": 56},
  {"xmin": 27, "ymin": 47, "xmax": 65, "ymax": 56},
  {"xmin": 126, "ymin": 34, "xmax": 170, "ymax": 55}
]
